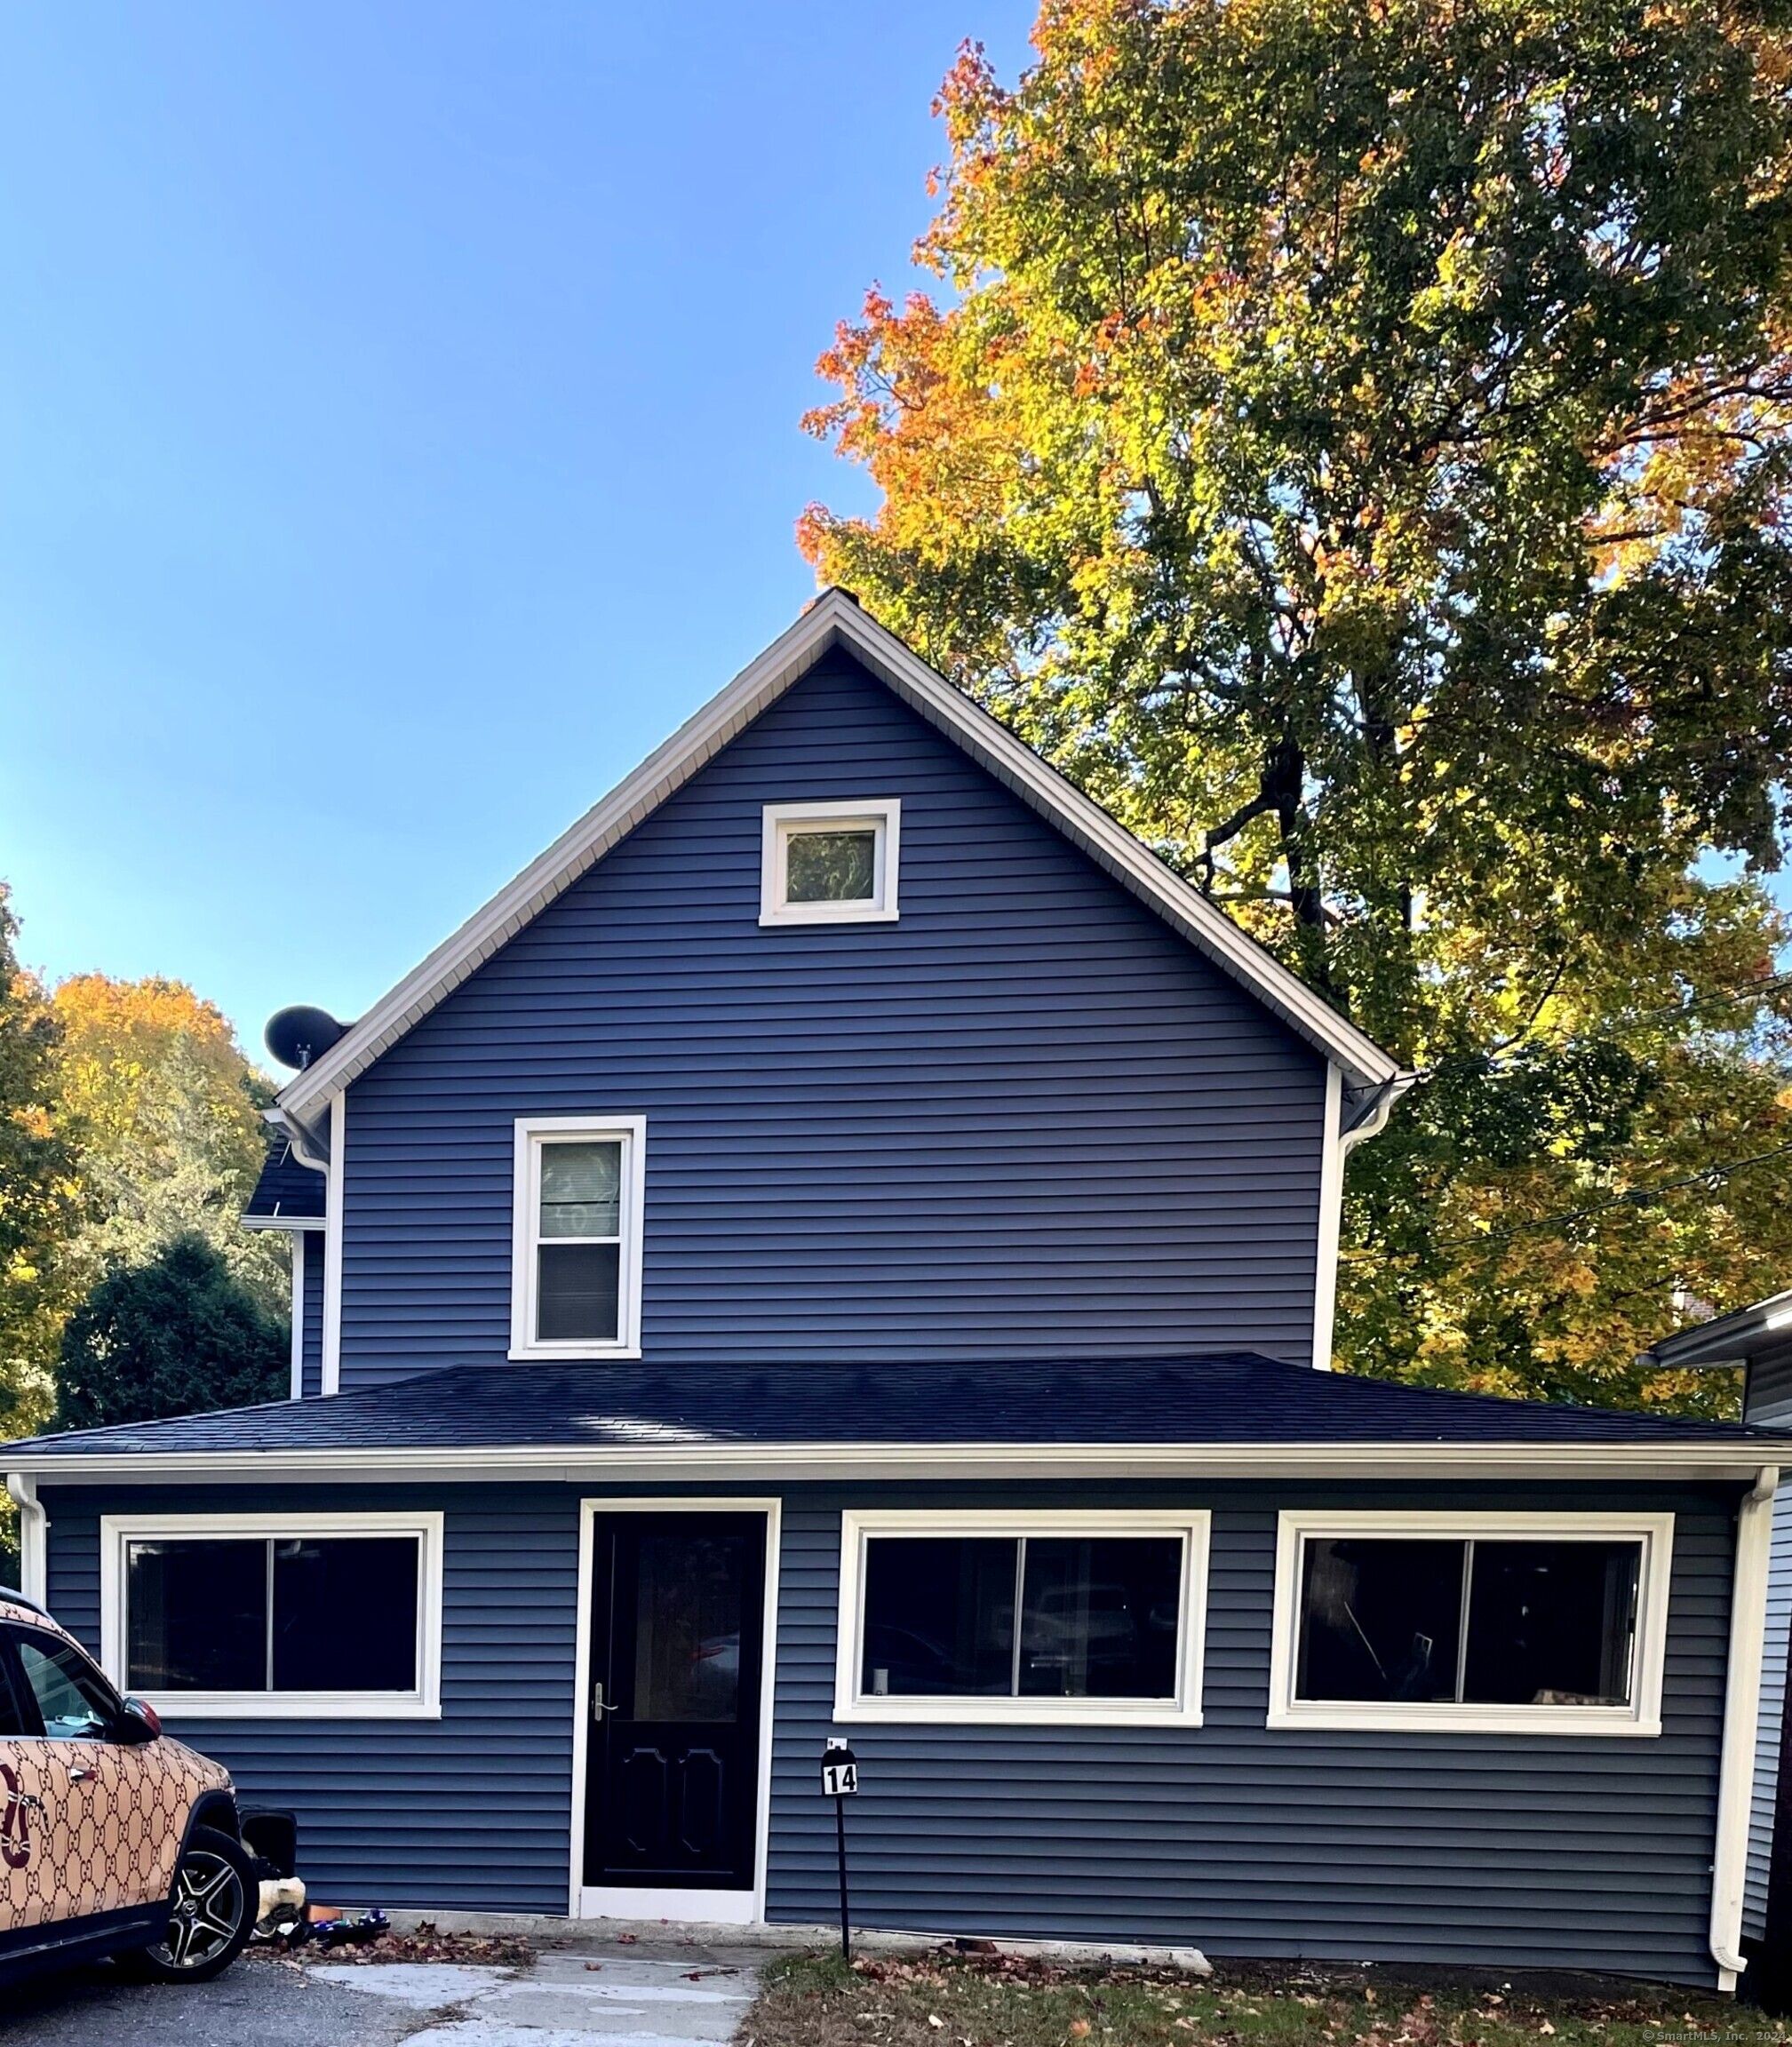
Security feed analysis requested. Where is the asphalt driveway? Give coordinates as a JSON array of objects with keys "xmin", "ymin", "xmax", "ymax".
[{"xmin": 0, "ymin": 1947, "xmax": 761, "ymax": 2047}]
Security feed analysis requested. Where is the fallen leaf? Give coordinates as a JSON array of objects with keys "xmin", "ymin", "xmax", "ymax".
[
  {"xmin": 1071, "ymin": 2024, "xmax": 1092, "ymax": 2039},
  {"xmin": 929, "ymin": 2017, "xmax": 945, "ymax": 2030}
]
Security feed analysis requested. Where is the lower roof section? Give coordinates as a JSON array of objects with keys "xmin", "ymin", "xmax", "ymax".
[
  {"xmin": 4, "ymin": 1356, "xmax": 1788, "ymax": 1485},
  {"xmin": 239, "ymin": 1133, "xmax": 326, "ymax": 1231}
]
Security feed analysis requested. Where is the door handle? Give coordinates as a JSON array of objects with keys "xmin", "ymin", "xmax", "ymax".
[
  {"xmin": 68, "ymin": 1768, "xmax": 92, "ymax": 1783},
  {"xmin": 592, "ymin": 1681, "xmax": 608, "ymax": 1723}
]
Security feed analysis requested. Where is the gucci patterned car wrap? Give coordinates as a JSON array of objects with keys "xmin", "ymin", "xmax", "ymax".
[{"xmin": 0, "ymin": 1592, "xmax": 235, "ymax": 1933}]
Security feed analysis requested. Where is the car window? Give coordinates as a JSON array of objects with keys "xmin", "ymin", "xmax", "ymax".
[
  {"xmin": 9, "ymin": 1628, "xmax": 120, "ymax": 1740},
  {"xmin": 0, "ymin": 1637, "xmax": 28, "ymax": 1740}
]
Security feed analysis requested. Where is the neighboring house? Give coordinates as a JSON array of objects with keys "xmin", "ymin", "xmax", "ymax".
[
  {"xmin": 4, "ymin": 592, "xmax": 1789, "ymax": 1988},
  {"xmin": 1642, "ymin": 1291, "xmax": 1792, "ymax": 1980}
]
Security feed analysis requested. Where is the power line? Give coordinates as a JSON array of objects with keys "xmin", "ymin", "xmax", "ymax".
[{"xmin": 1340, "ymin": 1135, "xmax": 1792, "ymax": 1263}]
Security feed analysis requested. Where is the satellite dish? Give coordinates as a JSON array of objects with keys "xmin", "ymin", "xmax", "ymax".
[{"xmin": 265, "ymin": 1006, "xmax": 348, "ymax": 1071}]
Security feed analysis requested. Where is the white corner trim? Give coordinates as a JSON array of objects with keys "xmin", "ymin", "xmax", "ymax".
[
  {"xmin": 321, "ymin": 1094, "xmax": 346, "ymax": 1397},
  {"xmin": 568, "ymin": 1498, "xmax": 781, "ymax": 1923},
  {"xmin": 288, "ymin": 1235, "xmax": 306, "ymax": 1402},
  {"xmin": 5, "ymin": 1474, "xmax": 47, "ymax": 1606},
  {"xmin": 759, "ymin": 798, "xmax": 900, "ymax": 925},
  {"xmin": 832, "ymin": 1508, "xmax": 1209, "ymax": 1728},
  {"xmin": 1265, "ymin": 1509, "xmax": 1675, "ymax": 1738},
  {"xmin": 508, "ymin": 1116, "xmax": 648, "ymax": 1361},
  {"xmin": 98, "ymin": 1509, "xmax": 443, "ymax": 1720},
  {"xmin": 276, "ymin": 591, "xmax": 1402, "ymax": 1117},
  {"xmin": 1711, "ymin": 1465, "xmax": 1779, "ymax": 1984}
]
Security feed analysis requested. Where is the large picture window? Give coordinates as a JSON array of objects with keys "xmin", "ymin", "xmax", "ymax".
[
  {"xmin": 1268, "ymin": 1512, "xmax": 1673, "ymax": 1736},
  {"xmin": 100, "ymin": 1513, "xmax": 443, "ymax": 1719},
  {"xmin": 511, "ymin": 1116, "xmax": 647, "ymax": 1358},
  {"xmin": 834, "ymin": 1511, "xmax": 1208, "ymax": 1725}
]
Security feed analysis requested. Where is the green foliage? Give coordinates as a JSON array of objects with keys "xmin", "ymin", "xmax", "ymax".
[
  {"xmin": 0, "ymin": 884, "xmax": 81, "ymax": 1438},
  {"xmin": 803, "ymin": 0, "xmax": 1792, "ymax": 1406},
  {"xmin": 56, "ymin": 1233, "xmax": 287, "ymax": 1433},
  {"xmin": 51, "ymin": 973, "xmax": 286, "ymax": 1317}
]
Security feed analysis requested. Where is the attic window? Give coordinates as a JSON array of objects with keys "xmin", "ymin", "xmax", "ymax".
[{"xmin": 761, "ymin": 800, "xmax": 900, "ymax": 925}]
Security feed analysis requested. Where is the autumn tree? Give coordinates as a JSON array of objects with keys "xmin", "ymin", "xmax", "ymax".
[
  {"xmin": 0, "ymin": 885, "xmax": 80, "ymax": 1442},
  {"xmin": 800, "ymin": 0, "xmax": 1792, "ymax": 1407},
  {"xmin": 56, "ymin": 1234, "xmax": 287, "ymax": 1432},
  {"xmin": 50, "ymin": 974, "xmax": 285, "ymax": 1318}
]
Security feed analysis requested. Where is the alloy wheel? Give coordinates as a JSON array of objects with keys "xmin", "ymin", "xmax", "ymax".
[{"xmin": 148, "ymin": 1845, "xmax": 247, "ymax": 1971}]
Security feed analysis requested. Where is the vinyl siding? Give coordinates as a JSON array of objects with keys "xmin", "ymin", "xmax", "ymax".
[
  {"xmin": 43, "ymin": 1476, "xmax": 1736, "ymax": 1982},
  {"xmin": 47, "ymin": 1483, "xmax": 583, "ymax": 1915},
  {"xmin": 1744, "ymin": 1342, "xmax": 1792, "ymax": 1425},
  {"xmin": 299, "ymin": 1231, "xmax": 324, "ymax": 1400},
  {"xmin": 337, "ymin": 653, "xmax": 1328, "ymax": 1386},
  {"xmin": 1745, "ymin": 1485, "xmax": 1792, "ymax": 1939}
]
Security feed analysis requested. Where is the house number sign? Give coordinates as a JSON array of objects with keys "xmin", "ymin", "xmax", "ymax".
[{"xmin": 821, "ymin": 1741, "xmax": 857, "ymax": 1961}]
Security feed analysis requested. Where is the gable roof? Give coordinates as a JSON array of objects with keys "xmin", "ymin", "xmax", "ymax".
[{"xmin": 278, "ymin": 589, "xmax": 1402, "ymax": 1119}]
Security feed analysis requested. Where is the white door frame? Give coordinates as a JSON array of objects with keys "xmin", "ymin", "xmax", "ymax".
[{"xmin": 569, "ymin": 1496, "xmax": 781, "ymax": 1924}]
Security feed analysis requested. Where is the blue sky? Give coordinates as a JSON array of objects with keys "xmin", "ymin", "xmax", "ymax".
[{"xmin": 0, "ymin": 1, "xmax": 1038, "ymax": 1064}]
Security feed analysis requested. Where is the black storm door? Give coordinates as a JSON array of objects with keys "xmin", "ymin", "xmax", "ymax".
[{"xmin": 585, "ymin": 1512, "xmax": 766, "ymax": 1891}]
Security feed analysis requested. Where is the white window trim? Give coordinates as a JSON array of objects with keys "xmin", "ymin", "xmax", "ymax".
[
  {"xmin": 832, "ymin": 1508, "xmax": 1209, "ymax": 1727},
  {"xmin": 760, "ymin": 799, "xmax": 901, "ymax": 925},
  {"xmin": 99, "ymin": 1510, "xmax": 444, "ymax": 1721},
  {"xmin": 509, "ymin": 1115, "xmax": 647, "ymax": 1361},
  {"xmin": 1267, "ymin": 1509, "xmax": 1675, "ymax": 1738}
]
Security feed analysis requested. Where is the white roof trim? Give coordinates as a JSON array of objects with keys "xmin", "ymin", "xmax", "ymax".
[
  {"xmin": 5, "ymin": 1438, "xmax": 1781, "ymax": 1485},
  {"xmin": 279, "ymin": 590, "xmax": 1402, "ymax": 1116}
]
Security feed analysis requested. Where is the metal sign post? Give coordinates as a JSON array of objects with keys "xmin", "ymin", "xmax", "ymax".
[{"xmin": 820, "ymin": 1740, "xmax": 858, "ymax": 1961}]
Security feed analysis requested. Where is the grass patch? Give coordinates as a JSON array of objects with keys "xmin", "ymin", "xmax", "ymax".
[{"xmin": 745, "ymin": 1951, "xmax": 1783, "ymax": 2047}]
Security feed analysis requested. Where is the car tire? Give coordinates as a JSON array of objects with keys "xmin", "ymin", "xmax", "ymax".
[{"xmin": 117, "ymin": 1825, "xmax": 258, "ymax": 1983}]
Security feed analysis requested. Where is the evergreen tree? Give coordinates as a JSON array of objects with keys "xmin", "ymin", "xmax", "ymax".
[{"xmin": 56, "ymin": 1233, "xmax": 287, "ymax": 1432}]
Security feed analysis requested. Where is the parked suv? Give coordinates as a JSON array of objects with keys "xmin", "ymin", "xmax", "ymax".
[{"xmin": 0, "ymin": 1589, "xmax": 256, "ymax": 1988}]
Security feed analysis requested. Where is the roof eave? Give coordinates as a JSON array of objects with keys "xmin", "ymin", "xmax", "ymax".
[
  {"xmin": 5, "ymin": 1438, "xmax": 1782, "ymax": 1485},
  {"xmin": 1645, "ymin": 1289, "xmax": 1792, "ymax": 1370}
]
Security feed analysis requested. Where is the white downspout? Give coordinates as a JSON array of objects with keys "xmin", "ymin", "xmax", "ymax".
[
  {"xmin": 1312, "ymin": 1071, "xmax": 1413, "ymax": 1372},
  {"xmin": 5, "ymin": 1473, "xmax": 48, "ymax": 1607},
  {"xmin": 1711, "ymin": 1463, "xmax": 1779, "ymax": 1989}
]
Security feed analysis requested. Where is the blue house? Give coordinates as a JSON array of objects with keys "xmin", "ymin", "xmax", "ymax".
[{"xmin": 4, "ymin": 592, "xmax": 1789, "ymax": 1987}]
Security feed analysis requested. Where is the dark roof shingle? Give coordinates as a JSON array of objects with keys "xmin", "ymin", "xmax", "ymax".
[
  {"xmin": 3, "ymin": 1354, "xmax": 1782, "ymax": 1459},
  {"xmin": 242, "ymin": 1134, "xmax": 326, "ymax": 1227}
]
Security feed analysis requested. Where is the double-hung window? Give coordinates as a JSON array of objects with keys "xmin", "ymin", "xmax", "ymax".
[
  {"xmin": 100, "ymin": 1512, "xmax": 444, "ymax": 1719},
  {"xmin": 511, "ymin": 1116, "xmax": 647, "ymax": 1358},
  {"xmin": 1268, "ymin": 1511, "xmax": 1673, "ymax": 1735},
  {"xmin": 834, "ymin": 1510, "xmax": 1208, "ymax": 1725},
  {"xmin": 760, "ymin": 800, "xmax": 900, "ymax": 925}
]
